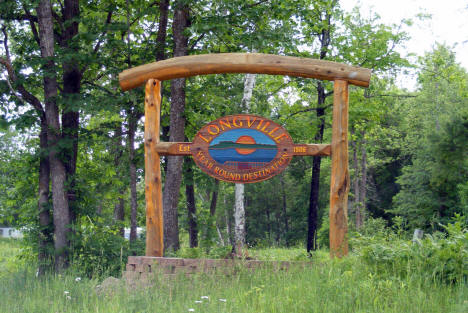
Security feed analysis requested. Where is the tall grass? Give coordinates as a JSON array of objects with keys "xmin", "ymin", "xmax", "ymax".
[
  {"xmin": 0, "ymin": 238, "xmax": 23, "ymax": 276},
  {"xmin": 1, "ymin": 239, "xmax": 467, "ymax": 313}
]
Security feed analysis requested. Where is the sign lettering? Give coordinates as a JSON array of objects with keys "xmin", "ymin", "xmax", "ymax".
[{"xmin": 191, "ymin": 114, "xmax": 293, "ymax": 183}]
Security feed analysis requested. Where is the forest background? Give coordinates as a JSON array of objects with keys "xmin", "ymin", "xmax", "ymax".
[{"xmin": 0, "ymin": 0, "xmax": 467, "ymax": 275}]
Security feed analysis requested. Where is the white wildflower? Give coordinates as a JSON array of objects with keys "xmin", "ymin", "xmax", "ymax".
[
  {"xmin": 64, "ymin": 291, "xmax": 70, "ymax": 295},
  {"xmin": 66, "ymin": 296, "xmax": 71, "ymax": 300},
  {"xmin": 195, "ymin": 300, "xmax": 202, "ymax": 304},
  {"xmin": 200, "ymin": 296, "xmax": 209, "ymax": 299},
  {"xmin": 75, "ymin": 277, "xmax": 81, "ymax": 282},
  {"xmin": 219, "ymin": 299, "xmax": 227, "ymax": 302},
  {"xmin": 188, "ymin": 309, "xmax": 195, "ymax": 312}
]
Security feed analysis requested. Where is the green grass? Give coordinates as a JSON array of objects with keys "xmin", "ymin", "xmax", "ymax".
[
  {"xmin": 0, "ymin": 238, "xmax": 467, "ymax": 313},
  {"xmin": 0, "ymin": 238, "xmax": 23, "ymax": 276}
]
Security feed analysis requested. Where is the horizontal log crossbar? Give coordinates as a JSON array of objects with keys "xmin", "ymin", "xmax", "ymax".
[
  {"xmin": 119, "ymin": 53, "xmax": 371, "ymax": 91},
  {"xmin": 155, "ymin": 142, "xmax": 331, "ymax": 157}
]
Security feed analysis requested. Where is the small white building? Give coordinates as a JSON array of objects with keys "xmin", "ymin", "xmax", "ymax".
[
  {"xmin": 124, "ymin": 227, "xmax": 144, "ymax": 240},
  {"xmin": 0, "ymin": 227, "xmax": 23, "ymax": 238}
]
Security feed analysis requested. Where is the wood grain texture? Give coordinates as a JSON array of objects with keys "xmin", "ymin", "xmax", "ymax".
[
  {"xmin": 292, "ymin": 144, "xmax": 331, "ymax": 156},
  {"xmin": 154, "ymin": 142, "xmax": 330, "ymax": 156},
  {"xmin": 329, "ymin": 80, "xmax": 350, "ymax": 258},
  {"xmin": 155, "ymin": 142, "xmax": 192, "ymax": 155},
  {"xmin": 191, "ymin": 114, "xmax": 294, "ymax": 184},
  {"xmin": 144, "ymin": 79, "xmax": 164, "ymax": 257},
  {"xmin": 119, "ymin": 53, "xmax": 371, "ymax": 91}
]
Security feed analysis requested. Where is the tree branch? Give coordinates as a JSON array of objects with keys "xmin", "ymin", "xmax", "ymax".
[
  {"xmin": 93, "ymin": 10, "xmax": 113, "ymax": 55},
  {"xmin": 0, "ymin": 25, "xmax": 44, "ymax": 117},
  {"xmin": 52, "ymin": 8, "xmax": 64, "ymax": 39},
  {"xmin": 189, "ymin": 32, "xmax": 205, "ymax": 51},
  {"xmin": 0, "ymin": 13, "xmax": 38, "ymax": 22},
  {"xmin": 21, "ymin": 4, "xmax": 41, "ymax": 46},
  {"xmin": 120, "ymin": 1, "xmax": 159, "ymax": 39},
  {"xmin": 282, "ymin": 103, "xmax": 333, "ymax": 120},
  {"xmin": 82, "ymin": 80, "xmax": 115, "ymax": 96},
  {"xmin": 80, "ymin": 9, "xmax": 114, "ymax": 75}
]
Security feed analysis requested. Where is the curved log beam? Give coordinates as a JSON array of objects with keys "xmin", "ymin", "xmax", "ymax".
[{"xmin": 119, "ymin": 53, "xmax": 371, "ymax": 91}]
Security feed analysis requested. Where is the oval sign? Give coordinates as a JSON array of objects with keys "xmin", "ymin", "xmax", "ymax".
[{"xmin": 192, "ymin": 114, "xmax": 293, "ymax": 183}]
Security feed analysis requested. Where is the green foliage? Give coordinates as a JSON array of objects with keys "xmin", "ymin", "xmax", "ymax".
[
  {"xmin": 1, "ymin": 241, "xmax": 467, "ymax": 313},
  {"xmin": 0, "ymin": 238, "xmax": 23, "ymax": 277},
  {"xmin": 316, "ymin": 212, "xmax": 330, "ymax": 248},
  {"xmin": 0, "ymin": 0, "xmax": 466, "ymax": 278},
  {"xmin": 71, "ymin": 217, "xmax": 144, "ymax": 277},
  {"xmin": 391, "ymin": 50, "xmax": 468, "ymax": 229},
  {"xmin": 0, "ymin": 127, "xmax": 40, "ymax": 228},
  {"xmin": 352, "ymin": 216, "xmax": 468, "ymax": 283}
]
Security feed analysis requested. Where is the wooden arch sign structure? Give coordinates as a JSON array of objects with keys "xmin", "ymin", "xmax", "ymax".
[{"xmin": 119, "ymin": 53, "xmax": 371, "ymax": 258}]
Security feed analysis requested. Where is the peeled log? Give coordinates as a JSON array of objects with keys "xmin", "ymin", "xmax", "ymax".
[
  {"xmin": 144, "ymin": 79, "xmax": 164, "ymax": 257},
  {"xmin": 119, "ymin": 53, "xmax": 371, "ymax": 91},
  {"xmin": 329, "ymin": 80, "xmax": 350, "ymax": 258}
]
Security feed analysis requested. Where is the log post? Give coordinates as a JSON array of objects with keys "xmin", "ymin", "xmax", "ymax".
[
  {"xmin": 144, "ymin": 79, "xmax": 164, "ymax": 256},
  {"xmin": 329, "ymin": 79, "xmax": 349, "ymax": 257}
]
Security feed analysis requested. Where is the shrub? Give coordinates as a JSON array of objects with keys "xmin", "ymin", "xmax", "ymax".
[
  {"xmin": 352, "ymin": 215, "xmax": 468, "ymax": 283},
  {"xmin": 71, "ymin": 217, "xmax": 144, "ymax": 277}
]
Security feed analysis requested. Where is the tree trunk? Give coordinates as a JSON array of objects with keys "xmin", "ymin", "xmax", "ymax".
[
  {"xmin": 358, "ymin": 131, "xmax": 367, "ymax": 228},
  {"xmin": 0, "ymin": 24, "xmax": 53, "ymax": 272},
  {"xmin": 112, "ymin": 122, "xmax": 125, "ymax": 237},
  {"xmin": 240, "ymin": 73, "xmax": 256, "ymax": 110},
  {"xmin": 233, "ymin": 73, "xmax": 256, "ymax": 254},
  {"xmin": 275, "ymin": 211, "xmax": 281, "ymax": 244},
  {"xmin": 155, "ymin": 0, "xmax": 169, "ymax": 62},
  {"xmin": 234, "ymin": 183, "xmax": 245, "ymax": 253},
  {"xmin": 61, "ymin": 0, "xmax": 81, "ymax": 224},
  {"xmin": 209, "ymin": 180, "xmax": 219, "ymax": 217},
  {"xmin": 128, "ymin": 114, "xmax": 138, "ymax": 242},
  {"xmin": 38, "ymin": 117, "xmax": 52, "ymax": 274},
  {"xmin": 216, "ymin": 224, "xmax": 225, "ymax": 246},
  {"xmin": 185, "ymin": 159, "xmax": 197, "ymax": 248},
  {"xmin": 307, "ymin": 7, "xmax": 332, "ymax": 252},
  {"xmin": 350, "ymin": 128, "xmax": 362, "ymax": 229},
  {"xmin": 202, "ymin": 179, "xmax": 219, "ymax": 245},
  {"xmin": 266, "ymin": 207, "xmax": 271, "ymax": 243},
  {"xmin": 37, "ymin": 0, "xmax": 71, "ymax": 271},
  {"xmin": 280, "ymin": 174, "xmax": 289, "ymax": 246},
  {"xmin": 307, "ymin": 82, "xmax": 326, "ymax": 253},
  {"xmin": 162, "ymin": 1, "xmax": 189, "ymax": 252},
  {"xmin": 113, "ymin": 195, "xmax": 125, "ymax": 237},
  {"xmin": 224, "ymin": 194, "xmax": 233, "ymax": 246}
]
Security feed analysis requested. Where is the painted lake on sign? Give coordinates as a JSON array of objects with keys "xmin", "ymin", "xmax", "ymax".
[{"xmin": 208, "ymin": 129, "xmax": 278, "ymax": 166}]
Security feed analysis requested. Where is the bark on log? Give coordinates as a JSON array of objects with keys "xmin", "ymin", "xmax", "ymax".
[
  {"xmin": 329, "ymin": 80, "xmax": 349, "ymax": 258},
  {"xmin": 154, "ymin": 142, "xmax": 330, "ymax": 156},
  {"xmin": 144, "ymin": 79, "xmax": 164, "ymax": 257},
  {"xmin": 119, "ymin": 53, "xmax": 371, "ymax": 91},
  {"xmin": 37, "ymin": 0, "xmax": 71, "ymax": 271}
]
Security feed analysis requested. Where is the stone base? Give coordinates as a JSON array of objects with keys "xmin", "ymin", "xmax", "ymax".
[{"xmin": 123, "ymin": 256, "xmax": 309, "ymax": 280}]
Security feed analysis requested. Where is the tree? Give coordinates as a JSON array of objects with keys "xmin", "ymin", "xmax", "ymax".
[
  {"xmin": 163, "ymin": 0, "xmax": 190, "ymax": 252},
  {"xmin": 1, "ymin": 0, "xmax": 140, "ymax": 270},
  {"xmin": 392, "ymin": 45, "xmax": 468, "ymax": 229},
  {"xmin": 37, "ymin": 0, "xmax": 71, "ymax": 271},
  {"xmin": 0, "ymin": 0, "xmax": 74, "ymax": 271},
  {"xmin": 0, "ymin": 22, "xmax": 53, "ymax": 273},
  {"xmin": 297, "ymin": 2, "xmax": 411, "ymax": 250}
]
